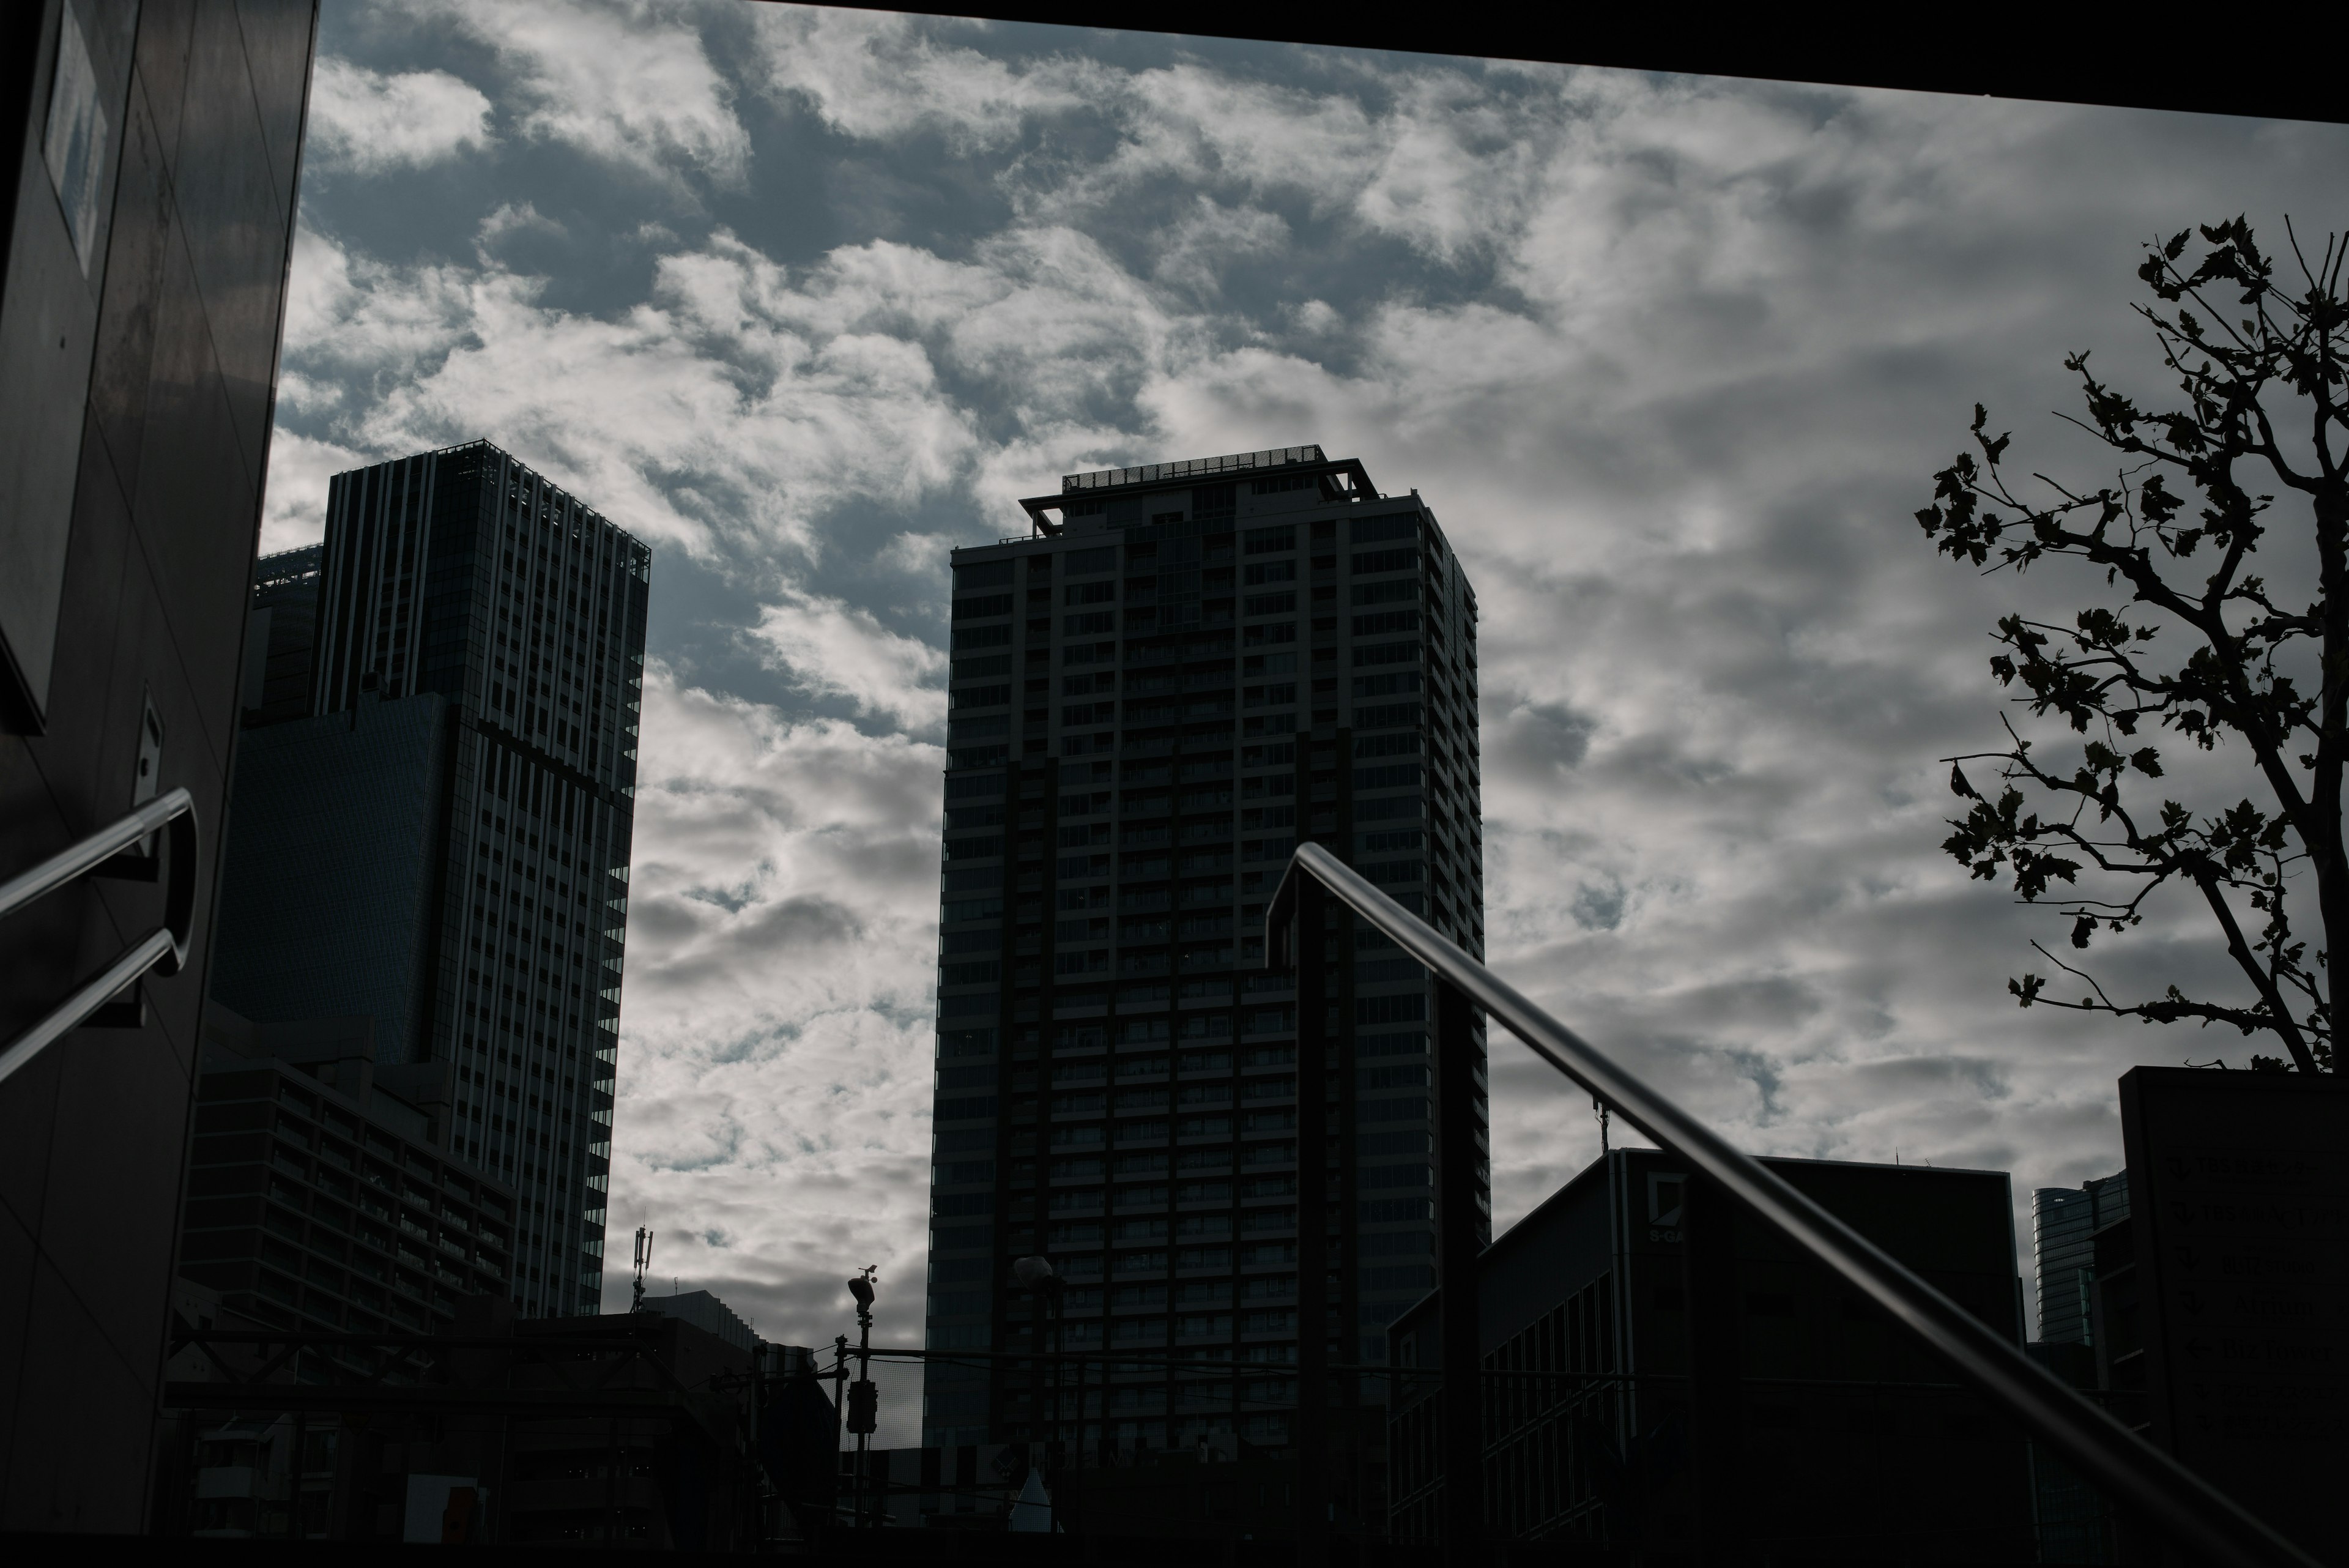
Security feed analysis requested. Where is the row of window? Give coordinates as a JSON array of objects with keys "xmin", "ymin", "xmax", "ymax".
[
  {"xmin": 451, "ymin": 738, "xmax": 625, "ymax": 1224},
  {"xmin": 954, "ymin": 508, "xmax": 1425, "ymax": 592},
  {"xmin": 195, "ymin": 1135, "xmax": 511, "ymax": 1276},
  {"xmin": 939, "ymin": 1081, "xmax": 1419, "ymax": 1122},
  {"xmin": 937, "ymin": 1321, "xmax": 1306, "ymax": 1358},
  {"xmin": 941, "ymin": 1058, "xmax": 1433, "ymax": 1094},
  {"xmin": 185, "ymin": 1169, "xmax": 507, "ymax": 1336},
  {"xmin": 935, "ymin": 1161, "xmax": 1436, "ymax": 1216},
  {"xmin": 1040, "ymin": 573, "xmax": 1441, "ymax": 611},
  {"xmin": 938, "ymin": 1019, "xmax": 1430, "ymax": 1067},
  {"xmin": 956, "ymin": 563, "xmax": 1424, "ymax": 628},
  {"xmin": 204, "ymin": 1077, "xmax": 509, "ymax": 1226}
]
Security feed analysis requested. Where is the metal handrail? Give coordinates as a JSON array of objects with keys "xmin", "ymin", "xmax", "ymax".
[
  {"xmin": 0, "ymin": 786, "xmax": 199, "ymax": 1087},
  {"xmin": 1266, "ymin": 841, "xmax": 2317, "ymax": 1568}
]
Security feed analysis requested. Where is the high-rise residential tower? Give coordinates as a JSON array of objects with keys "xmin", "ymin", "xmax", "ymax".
[
  {"xmin": 207, "ymin": 440, "xmax": 650, "ymax": 1318},
  {"xmin": 922, "ymin": 445, "xmax": 1486, "ymax": 1474}
]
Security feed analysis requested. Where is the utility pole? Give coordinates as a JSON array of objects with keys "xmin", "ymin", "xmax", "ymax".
[
  {"xmin": 831, "ymin": 1332, "xmax": 850, "ymax": 1529},
  {"xmin": 845, "ymin": 1268, "xmax": 879, "ymax": 1527}
]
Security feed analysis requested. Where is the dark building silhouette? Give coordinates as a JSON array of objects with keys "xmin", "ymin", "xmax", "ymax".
[
  {"xmin": 154, "ymin": 1302, "xmax": 789, "ymax": 1545},
  {"xmin": 239, "ymin": 543, "xmax": 323, "ymax": 726},
  {"xmin": 2108, "ymin": 1068, "xmax": 2349, "ymax": 1566},
  {"xmin": 1386, "ymin": 1148, "xmax": 2034, "ymax": 1557},
  {"xmin": 922, "ymin": 446, "xmax": 1485, "ymax": 1474},
  {"xmin": 835, "ymin": 1440, "xmax": 1128, "ymax": 1531},
  {"xmin": 210, "ymin": 692, "xmax": 458, "ymax": 1055},
  {"xmin": 641, "ymin": 1287, "xmax": 758, "ymax": 1354},
  {"xmin": 0, "ymin": 0, "xmax": 317, "ymax": 1531},
  {"xmin": 206, "ymin": 440, "xmax": 651, "ymax": 1320},
  {"xmin": 175, "ymin": 1003, "xmax": 514, "ymax": 1335}
]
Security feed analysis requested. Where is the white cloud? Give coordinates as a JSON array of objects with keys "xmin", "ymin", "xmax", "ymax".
[
  {"xmin": 477, "ymin": 200, "xmax": 566, "ymax": 250},
  {"xmin": 1149, "ymin": 196, "xmax": 1291, "ymax": 297},
  {"xmin": 394, "ymin": 0, "xmax": 749, "ymax": 187},
  {"xmin": 276, "ymin": 229, "xmax": 984, "ymax": 555},
  {"xmin": 259, "ymin": 429, "xmax": 368, "ymax": 554},
  {"xmin": 877, "ymin": 530, "xmax": 955, "ymax": 578},
  {"xmin": 278, "ymin": 224, "xmax": 481, "ymax": 391},
  {"xmin": 746, "ymin": 587, "xmax": 947, "ymax": 731},
  {"xmin": 306, "ymin": 56, "xmax": 493, "ymax": 173},
  {"xmin": 278, "ymin": 2, "xmax": 2349, "ymax": 1352},
  {"xmin": 751, "ymin": 7, "xmax": 1100, "ymax": 151},
  {"xmin": 275, "ymin": 221, "xmax": 1201, "ymax": 562},
  {"xmin": 604, "ymin": 668, "xmax": 941, "ymax": 1404}
]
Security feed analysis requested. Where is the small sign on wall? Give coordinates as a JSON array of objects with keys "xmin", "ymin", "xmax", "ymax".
[{"xmin": 403, "ymin": 1473, "xmax": 486, "ymax": 1543}]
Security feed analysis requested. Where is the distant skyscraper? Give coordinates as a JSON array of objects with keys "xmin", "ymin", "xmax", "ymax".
[
  {"xmin": 208, "ymin": 440, "xmax": 650, "ymax": 1318},
  {"xmin": 240, "ymin": 545, "xmax": 326, "ymax": 726},
  {"xmin": 2032, "ymin": 1171, "xmax": 2129, "ymax": 1343},
  {"xmin": 922, "ymin": 445, "xmax": 1486, "ymax": 1462}
]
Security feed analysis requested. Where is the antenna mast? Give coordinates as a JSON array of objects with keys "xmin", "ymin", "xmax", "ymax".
[{"xmin": 631, "ymin": 1226, "xmax": 653, "ymax": 1313}]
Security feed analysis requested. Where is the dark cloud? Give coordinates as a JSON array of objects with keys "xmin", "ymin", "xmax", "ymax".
[
  {"xmin": 1487, "ymin": 699, "xmax": 1598, "ymax": 773},
  {"xmin": 1568, "ymin": 880, "xmax": 1623, "ymax": 932},
  {"xmin": 741, "ymin": 893, "xmax": 864, "ymax": 946}
]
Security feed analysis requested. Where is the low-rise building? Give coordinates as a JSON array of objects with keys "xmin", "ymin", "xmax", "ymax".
[
  {"xmin": 833, "ymin": 1441, "xmax": 1053, "ymax": 1529},
  {"xmin": 176, "ymin": 1004, "xmax": 514, "ymax": 1332},
  {"xmin": 156, "ymin": 1297, "xmax": 812, "ymax": 1546},
  {"xmin": 1386, "ymin": 1148, "xmax": 2033, "ymax": 1556},
  {"xmin": 641, "ymin": 1287, "xmax": 757, "ymax": 1353}
]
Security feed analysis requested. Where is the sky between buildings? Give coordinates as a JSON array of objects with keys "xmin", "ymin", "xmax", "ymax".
[{"xmin": 262, "ymin": 0, "xmax": 2348, "ymax": 1441}]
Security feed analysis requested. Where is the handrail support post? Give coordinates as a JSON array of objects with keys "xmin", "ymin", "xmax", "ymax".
[
  {"xmin": 1435, "ymin": 976, "xmax": 1483, "ymax": 1564},
  {"xmin": 1683, "ymin": 1173, "xmax": 1743, "ymax": 1564},
  {"xmin": 1293, "ymin": 875, "xmax": 1331, "ymax": 1566}
]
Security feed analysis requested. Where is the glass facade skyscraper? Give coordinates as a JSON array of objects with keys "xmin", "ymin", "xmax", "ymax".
[
  {"xmin": 2032, "ymin": 1170, "xmax": 2128, "ymax": 1344},
  {"xmin": 922, "ymin": 445, "xmax": 1486, "ymax": 1470},
  {"xmin": 212, "ymin": 440, "xmax": 649, "ymax": 1319}
]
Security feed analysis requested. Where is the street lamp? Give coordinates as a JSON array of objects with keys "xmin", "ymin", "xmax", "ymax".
[{"xmin": 844, "ymin": 1267, "xmax": 878, "ymax": 1528}]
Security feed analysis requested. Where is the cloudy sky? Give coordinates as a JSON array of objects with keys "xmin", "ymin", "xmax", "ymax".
[{"xmin": 264, "ymin": 0, "xmax": 2346, "ymax": 1438}]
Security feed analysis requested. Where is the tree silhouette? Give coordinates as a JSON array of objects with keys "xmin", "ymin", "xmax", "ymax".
[{"xmin": 1915, "ymin": 218, "xmax": 2343, "ymax": 1073}]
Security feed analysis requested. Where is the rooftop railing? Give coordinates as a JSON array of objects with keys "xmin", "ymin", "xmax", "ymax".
[{"xmin": 1063, "ymin": 445, "xmax": 1327, "ymax": 491}]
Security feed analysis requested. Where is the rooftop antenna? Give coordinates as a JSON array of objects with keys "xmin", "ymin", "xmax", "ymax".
[
  {"xmin": 1594, "ymin": 1097, "xmax": 1610, "ymax": 1156},
  {"xmin": 631, "ymin": 1227, "xmax": 653, "ymax": 1313}
]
